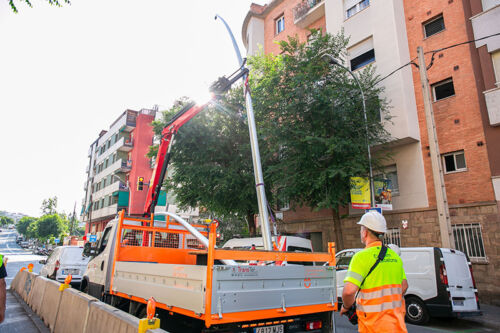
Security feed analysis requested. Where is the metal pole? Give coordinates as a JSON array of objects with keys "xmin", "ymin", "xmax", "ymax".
[
  {"xmin": 417, "ymin": 46, "xmax": 454, "ymax": 248},
  {"xmin": 215, "ymin": 14, "xmax": 273, "ymax": 250},
  {"xmin": 322, "ymin": 54, "xmax": 375, "ymax": 207}
]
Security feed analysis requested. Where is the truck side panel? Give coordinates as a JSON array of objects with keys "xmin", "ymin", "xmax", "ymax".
[
  {"xmin": 112, "ymin": 262, "xmax": 207, "ymax": 314},
  {"xmin": 211, "ymin": 265, "xmax": 335, "ymax": 314}
]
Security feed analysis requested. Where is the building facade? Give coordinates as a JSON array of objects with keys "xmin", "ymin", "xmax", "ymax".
[
  {"xmin": 81, "ymin": 108, "xmax": 157, "ymax": 236},
  {"xmin": 242, "ymin": 0, "xmax": 500, "ymax": 304}
]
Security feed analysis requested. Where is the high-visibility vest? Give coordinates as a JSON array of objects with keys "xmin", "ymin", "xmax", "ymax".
[
  {"xmin": 0, "ymin": 254, "xmax": 3, "ymax": 267},
  {"xmin": 344, "ymin": 241, "xmax": 407, "ymax": 333}
]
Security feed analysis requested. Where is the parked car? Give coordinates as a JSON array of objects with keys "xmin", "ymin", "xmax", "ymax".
[
  {"xmin": 19, "ymin": 241, "xmax": 30, "ymax": 248},
  {"xmin": 16, "ymin": 236, "xmax": 23, "ymax": 244},
  {"xmin": 39, "ymin": 246, "xmax": 90, "ymax": 286},
  {"xmin": 335, "ymin": 246, "xmax": 481, "ymax": 325}
]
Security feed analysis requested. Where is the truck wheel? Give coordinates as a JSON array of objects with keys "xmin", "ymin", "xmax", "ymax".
[
  {"xmin": 80, "ymin": 279, "xmax": 89, "ymax": 294},
  {"xmin": 405, "ymin": 296, "xmax": 429, "ymax": 325}
]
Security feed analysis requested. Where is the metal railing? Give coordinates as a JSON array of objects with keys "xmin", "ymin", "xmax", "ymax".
[{"xmin": 293, "ymin": 0, "xmax": 323, "ymax": 22}]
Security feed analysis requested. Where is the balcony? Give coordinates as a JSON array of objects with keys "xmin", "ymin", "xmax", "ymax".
[
  {"xmin": 293, "ymin": 0, "xmax": 325, "ymax": 28},
  {"xmin": 118, "ymin": 138, "xmax": 134, "ymax": 152},
  {"xmin": 484, "ymin": 87, "xmax": 500, "ymax": 126},
  {"xmin": 84, "ymin": 181, "xmax": 88, "ymax": 191},
  {"xmin": 118, "ymin": 159, "xmax": 132, "ymax": 173},
  {"xmin": 121, "ymin": 111, "xmax": 137, "ymax": 132},
  {"xmin": 91, "ymin": 203, "xmax": 118, "ymax": 220},
  {"xmin": 471, "ymin": 5, "xmax": 500, "ymax": 53},
  {"xmin": 86, "ymin": 164, "xmax": 90, "ymax": 173}
]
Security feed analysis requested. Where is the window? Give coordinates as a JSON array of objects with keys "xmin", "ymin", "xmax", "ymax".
[
  {"xmin": 432, "ymin": 78, "xmax": 455, "ymax": 101},
  {"xmin": 423, "ymin": 15, "xmax": 445, "ymax": 38},
  {"xmin": 442, "ymin": 150, "xmax": 466, "ymax": 173},
  {"xmin": 453, "ymin": 224, "xmax": 487, "ymax": 262},
  {"xmin": 492, "ymin": 50, "xmax": 500, "ymax": 85},
  {"xmin": 345, "ymin": 0, "xmax": 370, "ymax": 19},
  {"xmin": 275, "ymin": 15, "xmax": 285, "ymax": 34},
  {"xmin": 384, "ymin": 228, "xmax": 401, "ymax": 247},
  {"xmin": 348, "ymin": 37, "xmax": 375, "ymax": 71},
  {"xmin": 336, "ymin": 251, "xmax": 356, "ymax": 270},
  {"xmin": 351, "ymin": 49, "xmax": 375, "ymax": 71}
]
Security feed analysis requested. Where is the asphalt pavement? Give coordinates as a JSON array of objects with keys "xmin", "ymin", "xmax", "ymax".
[{"xmin": 0, "ymin": 229, "xmax": 47, "ymax": 332}]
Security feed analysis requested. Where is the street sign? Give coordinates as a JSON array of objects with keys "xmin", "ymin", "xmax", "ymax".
[
  {"xmin": 89, "ymin": 235, "xmax": 97, "ymax": 242},
  {"xmin": 366, "ymin": 207, "xmax": 382, "ymax": 215},
  {"xmin": 54, "ymin": 238, "xmax": 60, "ymax": 244}
]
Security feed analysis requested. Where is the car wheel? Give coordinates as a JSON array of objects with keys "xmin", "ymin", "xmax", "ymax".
[
  {"xmin": 80, "ymin": 279, "xmax": 89, "ymax": 294},
  {"xmin": 405, "ymin": 296, "xmax": 430, "ymax": 325}
]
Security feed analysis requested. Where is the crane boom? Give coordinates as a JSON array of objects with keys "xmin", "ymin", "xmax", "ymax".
[{"xmin": 143, "ymin": 102, "xmax": 211, "ymax": 216}]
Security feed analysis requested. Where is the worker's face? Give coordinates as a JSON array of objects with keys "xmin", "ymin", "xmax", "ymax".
[{"xmin": 360, "ymin": 226, "xmax": 367, "ymax": 245}]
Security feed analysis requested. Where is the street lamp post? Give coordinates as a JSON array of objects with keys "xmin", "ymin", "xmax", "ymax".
[
  {"xmin": 322, "ymin": 54, "xmax": 376, "ymax": 208},
  {"xmin": 215, "ymin": 14, "xmax": 274, "ymax": 250}
]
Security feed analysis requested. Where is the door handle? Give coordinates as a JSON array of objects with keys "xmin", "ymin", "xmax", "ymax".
[{"xmin": 100, "ymin": 261, "xmax": 104, "ymax": 271}]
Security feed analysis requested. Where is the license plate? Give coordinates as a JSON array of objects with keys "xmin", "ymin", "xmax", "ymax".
[
  {"xmin": 254, "ymin": 324, "xmax": 284, "ymax": 333},
  {"xmin": 62, "ymin": 269, "xmax": 79, "ymax": 275}
]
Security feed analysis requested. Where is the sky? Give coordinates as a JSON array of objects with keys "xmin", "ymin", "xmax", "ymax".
[{"xmin": 0, "ymin": 0, "xmax": 267, "ymax": 218}]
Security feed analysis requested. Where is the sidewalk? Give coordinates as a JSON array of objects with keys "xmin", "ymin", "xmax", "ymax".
[
  {"xmin": 464, "ymin": 304, "xmax": 500, "ymax": 330},
  {"xmin": 0, "ymin": 290, "xmax": 48, "ymax": 333}
]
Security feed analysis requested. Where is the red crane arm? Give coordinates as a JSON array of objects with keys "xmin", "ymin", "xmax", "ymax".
[{"xmin": 143, "ymin": 102, "xmax": 211, "ymax": 216}]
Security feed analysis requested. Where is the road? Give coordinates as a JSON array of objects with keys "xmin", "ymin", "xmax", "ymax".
[{"xmin": 0, "ymin": 229, "xmax": 46, "ymax": 288}]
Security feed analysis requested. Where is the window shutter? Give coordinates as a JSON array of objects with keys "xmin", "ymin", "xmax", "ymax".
[{"xmin": 348, "ymin": 37, "xmax": 374, "ymax": 59}]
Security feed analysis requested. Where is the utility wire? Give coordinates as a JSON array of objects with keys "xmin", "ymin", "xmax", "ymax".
[{"xmin": 373, "ymin": 32, "xmax": 500, "ymax": 85}]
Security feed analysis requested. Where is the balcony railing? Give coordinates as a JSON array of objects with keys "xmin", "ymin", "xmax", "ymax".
[
  {"xmin": 118, "ymin": 160, "xmax": 132, "ymax": 172},
  {"xmin": 484, "ymin": 86, "xmax": 500, "ymax": 126},
  {"xmin": 118, "ymin": 138, "xmax": 134, "ymax": 152},
  {"xmin": 293, "ymin": 0, "xmax": 324, "ymax": 24}
]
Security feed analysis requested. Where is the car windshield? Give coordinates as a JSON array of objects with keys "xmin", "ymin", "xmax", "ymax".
[
  {"xmin": 336, "ymin": 251, "xmax": 355, "ymax": 270},
  {"xmin": 61, "ymin": 247, "xmax": 84, "ymax": 262}
]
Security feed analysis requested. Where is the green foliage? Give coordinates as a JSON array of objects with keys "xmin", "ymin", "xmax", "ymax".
[
  {"xmin": 36, "ymin": 214, "xmax": 65, "ymax": 240},
  {"xmin": 41, "ymin": 196, "xmax": 58, "ymax": 215},
  {"xmin": 8, "ymin": 0, "xmax": 70, "ymax": 13},
  {"xmin": 249, "ymin": 30, "xmax": 391, "ymax": 212},
  {"xmin": 16, "ymin": 216, "xmax": 37, "ymax": 236},
  {"xmin": 0, "ymin": 216, "xmax": 14, "ymax": 226}
]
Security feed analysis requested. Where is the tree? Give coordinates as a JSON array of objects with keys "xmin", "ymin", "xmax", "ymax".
[
  {"xmin": 8, "ymin": 0, "xmax": 70, "ymax": 13},
  {"xmin": 36, "ymin": 214, "xmax": 64, "ymax": 240},
  {"xmin": 41, "ymin": 196, "xmax": 58, "ymax": 215},
  {"xmin": 16, "ymin": 216, "xmax": 37, "ymax": 236},
  {"xmin": 0, "ymin": 216, "xmax": 14, "ymax": 226},
  {"xmin": 148, "ymin": 93, "xmax": 277, "ymax": 236},
  {"xmin": 249, "ymin": 30, "xmax": 391, "ymax": 249}
]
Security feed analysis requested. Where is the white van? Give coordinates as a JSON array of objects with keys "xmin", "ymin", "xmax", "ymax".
[
  {"xmin": 40, "ymin": 246, "xmax": 90, "ymax": 286},
  {"xmin": 222, "ymin": 235, "xmax": 315, "ymax": 265},
  {"xmin": 335, "ymin": 246, "xmax": 481, "ymax": 325}
]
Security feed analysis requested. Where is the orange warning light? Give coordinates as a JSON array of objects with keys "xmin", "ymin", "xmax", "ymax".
[
  {"xmin": 64, "ymin": 275, "xmax": 72, "ymax": 285},
  {"xmin": 147, "ymin": 297, "xmax": 156, "ymax": 320},
  {"xmin": 20, "ymin": 267, "xmax": 26, "ymax": 272}
]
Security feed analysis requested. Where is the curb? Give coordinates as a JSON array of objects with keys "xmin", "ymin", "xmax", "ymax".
[{"xmin": 11, "ymin": 290, "xmax": 50, "ymax": 333}]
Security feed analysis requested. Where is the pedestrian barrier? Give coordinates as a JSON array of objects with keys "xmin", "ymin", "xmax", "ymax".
[
  {"xmin": 13, "ymin": 269, "xmax": 28, "ymax": 295},
  {"xmin": 86, "ymin": 301, "xmax": 142, "ymax": 333},
  {"xmin": 54, "ymin": 288, "xmax": 97, "ymax": 333},
  {"xmin": 28, "ymin": 276, "xmax": 50, "ymax": 315},
  {"xmin": 10, "ymin": 270, "xmax": 169, "ymax": 333},
  {"xmin": 38, "ymin": 279, "xmax": 63, "ymax": 331},
  {"xmin": 20, "ymin": 272, "xmax": 37, "ymax": 302}
]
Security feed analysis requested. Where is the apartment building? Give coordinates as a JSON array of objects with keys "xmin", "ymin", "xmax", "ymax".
[
  {"xmin": 402, "ymin": 0, "xmax": 500, "ymax": 304},
  {"xmin": 243, "ymin": 0, "xmax": 500, "ymax": 303},
  {"xmin": 243, "ymin": 0, "xmax": 427, "ymax": 247},
  {"xmin": 81, "ymin": 108, "xmax": 157, "ymax": 236}
]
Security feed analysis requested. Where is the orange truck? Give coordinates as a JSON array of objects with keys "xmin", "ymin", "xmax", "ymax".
[
  {"xmin": 82, "ymin": 65, "xmax": 337, "ymax": 332},
  {"xmin": 81, "ymin": 211, "xmax": 336, "ymax": 332}
]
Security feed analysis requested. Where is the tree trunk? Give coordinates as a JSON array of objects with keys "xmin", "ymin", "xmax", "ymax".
[
  {"xmin": 332, "ymin": 209, "xmax": 344, "ymax": 251},
  {"xmin": 247, "ymin": 212, "xmax": 256, "ymax": 237}
]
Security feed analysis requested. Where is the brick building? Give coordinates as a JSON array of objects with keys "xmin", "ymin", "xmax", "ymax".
[{"xmin": 242, "ymin": 0, "xmax": 500, "ymax": 304}]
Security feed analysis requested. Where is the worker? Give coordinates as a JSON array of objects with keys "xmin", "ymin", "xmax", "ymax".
[
  {"xmin": 0, "ymin": 254, "xmax": 7, "ymax": 323},
  {"xmin": 340, "ymin": 211, "xmax": 408, "ymax": 333}
]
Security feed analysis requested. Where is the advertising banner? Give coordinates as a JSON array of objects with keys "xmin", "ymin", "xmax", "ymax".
[
  {"xmin": 350, "ymin": 177, "xmax": 371, "ymax": 209},
  {"xmin": 374, "ymin": 178, "xmax": 393, "ymax": 210}
]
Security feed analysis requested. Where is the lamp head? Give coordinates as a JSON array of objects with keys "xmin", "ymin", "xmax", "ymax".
[{"xmin": 321, "ymin": 53, "xmax": 340, "ymax": 66}]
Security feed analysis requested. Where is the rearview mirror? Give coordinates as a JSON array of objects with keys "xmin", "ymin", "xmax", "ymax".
[{"xmin": 82, "ymin": 242, "xmax": 93, "ymax": 257}]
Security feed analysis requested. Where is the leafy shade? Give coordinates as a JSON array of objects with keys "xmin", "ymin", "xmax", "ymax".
[
  {"xmin": 152, "ymin": 93, "xmax": 277, "ymax": 236},
  {"xmin": 17, "ymin": 216, "xmax": 37, "ymax": 236},
  {"xmin": 9, "ymin": 0, "xmax": 70, "ymax": 13}
]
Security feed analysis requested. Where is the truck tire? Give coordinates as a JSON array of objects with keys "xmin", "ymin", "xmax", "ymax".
[{"xmin": 405, "ymin": 296, "xmax": 429, "ymax": 325}]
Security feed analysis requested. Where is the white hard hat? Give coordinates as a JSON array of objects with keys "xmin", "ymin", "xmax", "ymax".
[
  {"xmin": 357, "ymin": 211, "xmax": 387, "ymax": 233},
  {"xmin": 388, "ymin": 243, "xmax": 401, "ymax": 256}
]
